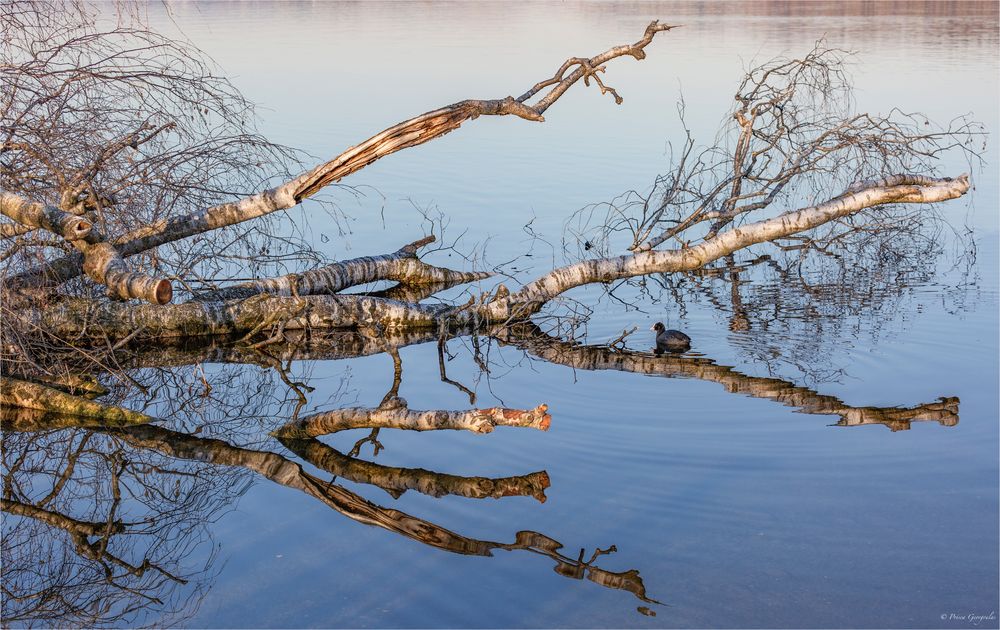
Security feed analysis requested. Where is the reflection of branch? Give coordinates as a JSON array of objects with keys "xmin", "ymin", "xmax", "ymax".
[
  {"xmin": 279, "ymin": 436, "xmax": 549, "ymax": 502},
  {"xmin": 497, "ymin": 531, "xmax": 660, "ymax": 605},
  {"xmin": 439, "ymin": 333, "xmax": 477, "ymax": 405},
  {"xmin": 273, "ymin": 400, "xmax": 551, "ymax": 438},
  {"xmin": 1, "ymin": 406, "xmax": 144, "ymax": 432},
  {"xmin": 113, "ymin": 424, "xmax": 658, "ymax": 606},
  {"xmin": 2, "ymin": 426, "xmax": 224, "ymax": 627},
  {"xmin": 499, "ymin": 324, "xmax": 958, "ymax": 431},
  {"xmin": 1, "ymin": 377, "xmax": 151, "ymax": 425},
  {"xmin": 120, "ymin": 328, "xmax": 445, "ymax": 369},
  {"xmin": 1, "ymin": 498, "xmax": 123, "ymax": 538},
  {"xmin": 1, "ymin": 497, "xmax": 187, "ymax": 602},
  {"xmin": 369, "ymin": 278, "xmax": 471, "ymax": 303}
]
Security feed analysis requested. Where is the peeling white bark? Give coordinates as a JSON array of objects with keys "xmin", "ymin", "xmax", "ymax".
[
  {"xmin": 0, "ymin": 192, "xmax": 92, "ymax": 240},
  {"xmin": 272, "ymin": 400, "xmax": 551, "ymax": 438},
  {"xmin": 488, "ymin": 174, "xmax": 971, "ymax": 317},
  {"xmin": 195, "ymin": 236, "xmax": 490, "ymax": 301}
]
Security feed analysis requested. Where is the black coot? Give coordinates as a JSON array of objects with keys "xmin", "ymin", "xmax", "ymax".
[{"xmin": 651, "ymin": 322, "xmax": 691, "ymax": 353}]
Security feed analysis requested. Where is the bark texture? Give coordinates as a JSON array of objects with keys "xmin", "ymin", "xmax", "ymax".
[
  {"xmin": 0, "ymin": 192, "xmax": 91, "ymax": 241},
  {"xmin": 489, "ymin": 175, "xmax": 970, "ymax": 317},
  {"xmin": 194, "ymin": 236, "xmax": 489, "ymax": 301},
  {"xmin": 272, "ymin": 399, "xmax": 551, "ymax": 438}
]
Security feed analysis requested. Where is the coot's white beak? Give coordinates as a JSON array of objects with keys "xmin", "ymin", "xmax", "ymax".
[{"xmin": 649, "ymin": 325, "xmax": 656, "ymax": 331}]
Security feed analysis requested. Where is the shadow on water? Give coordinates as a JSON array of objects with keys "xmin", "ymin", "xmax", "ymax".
[{"xmin": 1, "ymin": 310, "xmax": 964, "ymax": 626}]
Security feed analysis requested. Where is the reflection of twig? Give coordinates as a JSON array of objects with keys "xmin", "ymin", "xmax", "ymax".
[
  {"xmin": 348, "ymin": 429, "xmax": 383, "ymax": 458},
  {"xmin": 438, "ymin": 328, "xmax": 476, "ymax": 405}
]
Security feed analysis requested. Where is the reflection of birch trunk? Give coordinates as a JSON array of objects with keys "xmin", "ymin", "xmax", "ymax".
[
  {"xmin": 111, "ymin": 424, "xmax": 659, "ymax": 605},
  {"xmin": 120, "ymin": 329, "xmax": 446, "ymax": 369},
  {"xmin": 500, "ymin": 324, "xmax": 958, "ymax": 431},
  {"xmin": 0, "ymin": 377, "xmax": 151, "ymax": 425},
  {"xmin": 278, "ymin": 436, "xmax": 549, "ymax": 502},
  {"xmin": 1, "ymin": 498, "xmax": 123, "ymax": 538}
]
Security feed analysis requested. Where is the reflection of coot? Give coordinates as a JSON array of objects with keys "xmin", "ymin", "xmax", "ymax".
[{"xmin": 651, "ymin": 322, "xmax": 691, "ymax": 354}]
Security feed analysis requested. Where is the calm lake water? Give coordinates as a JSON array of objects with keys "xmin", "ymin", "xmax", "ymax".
[{"xmin": 4, "ymin": 2, "xmax": 999, "ymax": 628}]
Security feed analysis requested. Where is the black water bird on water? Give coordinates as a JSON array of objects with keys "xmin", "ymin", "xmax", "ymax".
[{"xmin": 651, "ymin": 322, "xmax": 691, "ymax": 353}]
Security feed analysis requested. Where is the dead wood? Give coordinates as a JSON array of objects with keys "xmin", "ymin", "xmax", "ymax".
[
  {"xmin": 8, "ymin": 21, "xmax": 678, "ymax": 294},
  {"xmin": 272, "ymin": 399, "xmax": 550, "ymax": 438}
]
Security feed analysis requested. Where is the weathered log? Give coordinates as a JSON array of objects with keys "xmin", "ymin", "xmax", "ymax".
[
  {"xmin": 194, "ymin": 235, "xmax": 490, "ymax": 301},
  {"xmin": 272, "ymin": 398, "xmax": 551, "ymax": 438},
  {"xmin": 28, "ymin": 293, "xmax": 464, "ymax": 340},
  {"xmin": 0, "ymin": 377, "xmax": 151, "ymax": 425},
  {"xmin": 486, "ymin": 175, "xmax": 971, "ymax": 318},
  {"xmin": 279, "ymin": 436, "xmax": 549, "ymax": 502}
]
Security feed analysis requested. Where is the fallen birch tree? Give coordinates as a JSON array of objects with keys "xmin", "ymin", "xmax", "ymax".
[{"xmin": 0, "ymin": 1, "xmax": 982, "ymax": 399}]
